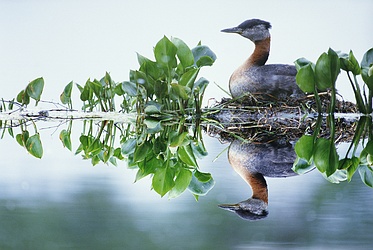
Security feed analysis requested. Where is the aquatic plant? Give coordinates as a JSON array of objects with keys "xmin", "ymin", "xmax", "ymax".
[{"xmin": 293, "ymin": 48, "xmax": 373, "ymax": 186}]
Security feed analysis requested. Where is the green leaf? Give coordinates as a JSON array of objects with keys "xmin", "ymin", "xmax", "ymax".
[
  {"xmin": 171, "ymin": 37, "xmax": 194, "ymax": 69},
  {"xmin": 361, "ymin": 48, "xmax": 373, "ymax": 68},
  {"xmin": 358, "ymin": 165, "xmax": 373, "ymax": 187},
  {"xmin": 154, "ymin": 36, "xmax": 177, "ymax": 71},
  {"xmin": 178, "ymin": 144, "xmax": 198, "ymax": 167},
  {"xmin": 191, "ymin": 140, "xmax": 208, "ymax": 158},
  {"xmin": 59, "ymin": 129, "xmax": 72, "ymax": 151},
  {"xmin": 26, "ymin": 77, "xmax": 44, "ymax": 104},
  {"xmin": 137, "ymin": 53, "xmax": 163, "ymax": 80},
  {"xmin": 60, "ymin": 81, "xmax": 73, "ymax": 105},
  {"xmin": 121, "ymin": 81, "xmax": 138, "ymax": 96},
  {"xmin": 192, "ymin": 45, "xmax": 217, "ymax": 67},
  {"xmin": 348, "ymin": 50, "xmax": 361, "ymax": 75},
  {"xmin": 133, "ymin": 141, "xmax": 151, "ymax": 162},
  {"xmin": 315, "ymin": 53, "xmax": 332, "ymax": 90},
  {"xmin": 16, "ymin": 89, "xmax": 30, "ymax": 105},
  {"xmin": 169, "ymin": 168, "xmax": 193, "ymax": 199},
  {"xmin": 179, "ymin": 68, "xmax": 199, "ymax": 88},
  {"xmin": 87, "ymin": 139, "xmax": 103, "ymax": 156},
  {"xmin": 16, "ymin": 134, "xmax": 24, "ymax": 147},
  {"xmin": 292, "ymin": 156, "xmax": 314, "ymax": 174},
  {"xmin": 365, "ymin": 140, "xmax": 373, "ymax": 155},
  {"xmin": 194, "ymin": 170, "xmax": 212, "ymax": 183},
  {"xmin": 328, "ymin": 48, "xmax": 340, "ymax": 85},
  {"xmin": 153, "ymin": 136, "xmax": 167, "ymax": 156},
  {"xmin": 361, "ymin": 48, "xmax": 373, "ymax": 84},
  {"xmin": 339, "ymin": 157, "xmax": 360, "ymax": 182},
  {"xmin": 152, "ymin": 166, "xmax": 175, "ymax": 197},
  {"xmin": 187, "ymin": 170, "xmax": 215, "ymax": 196},
  {"xmin": 294, "ymin": 57, "xmax": 314, "ymax": 71},
  {"xmin": 16, "ymin": 130, "xmax": 29, "ymax": 147},
  {"xmin": 296, "ymin": 64, "xmax": 315, "ymax": 93},
  {"xmin": 294, "ymin": 135, "xmax": 314, "ymax": 162},
  {"xmin": 88, "ymin": 80, "xmax": 102, "ymax": 97},
  {"xmin": 313, "ymin": 49, "xmax": 340, "ymax": 92},
  {"xmin": 144, "ymin": 119, "xmax": 163, "ymax": 134},
  {"xmin": 154, "ymin": 80, "xmax": 168, "ymax": 99},
  {"xmin": 144, "ymin": 101, "xmax": 163, "ymax": 115},
  {"xmin": 25, "ymin": 133, "xmax": 43, "ymax": 158},
  {"xmin": 80, "ymin": 81, "xmax": 93, "ymax": 101},
  {"xmin": 313, "ymin": 138, "xmax": 338, "ymax": 176},
  {"xmin": 170, "ymin": 83, "xmax": 190, "ymax": 100},
  {"xmin": 169, "ymin": 131, "xmax": 189, "ymax": 147}
]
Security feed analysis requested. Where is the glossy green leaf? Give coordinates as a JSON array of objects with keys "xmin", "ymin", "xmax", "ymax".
[
  {"xmin": 313, "ymin": 138, "xmax": 338, "ymax": 176},
  {"xmin": 16, "ymin": 134, "xmax": 24, "ymax": 147},
  {"xmin": 294, "ymin": 135, "xmax": 314, "ymax": 162},
  {"xmin": 315, "ymin": 53, "xmax": 332, "ymax": 90},
  {"xmin": 192, "ymin": 45, "xmax": 216, "ymax": 67},
  {"xmin": 16, "ymin": 130, "xmax": 29, "ymax": 147},
  {"xmin": 152, "ymin": 166, "xmax": 175, "ymax": 197},
  {"xmin": 170, "ymin": 83, "xmax": 190, "ymax": 100},
  {"xmin": 153, "ymin": 136, "xmax": 167, "ymax": 156},
  {"xmin": 188, "ymin": 170, "xmax": 215, "ymax": 196},
  {"xmin": 154, "ymin": 36, "xmax": 177, "ymax": 71},
  {"xmin": 169, "ymin": 131, "xmax": 189, "ymax": 147},
  {"xmin": 348, "ymin": 50, "xmax": 361, "ymax": 75},
  {"xmin": 328, "ymin": 48, "xmax": 340, "ymax": 85},
  {"xmin": 25, "ymin": 133, "xmax": 43, "ymax": 159},
  {"xmin": 194, "ymin": 170, "xmax": 212, "ymax": 183},
  {"xmin": 192, "ymin": 77, "xmax": 209, "ymax": 95},
  {"xmin": 144, "ymin": 119, "xmax": 163, "ymax": 134},
  {"xmin": 144, "ymin": 101, "xmax": 163, "ymax": 114},
  {"xmin": 138, "ymin": 54, "xmax": 163, "ymax": 80},
  {"xmin": 361, "ymin": 48, "xmax": 373, "ymax": 68},
  {"xmin": 191, "ymin": 141, "xmax": 208, "ymax": 158},
  {"xmin": 361, "ymin": 48, "xmax": 373, "ymax": 84},
  {"xmin": 60, "ymin": 81, "xmax": 73, "ymax": 104},
  {"xmin": 87, "ymin": 139, "xmax": 102, "ymax": 156},
  {"xmin": 171, "ymin": 37, "xmax": 194, "ymax": 69},
  {"xmin": 296, "ymin": 64, "xmax": 315, "ymax": 93},
  {"xmin": 365, "ymin": 141, "xmax": 373, "ymax": 155},
  {"xmin": 169, "ymin": 168, "xmax": 193, "ymax": 199},
  {"xmin": 59, "ymin": 129, "xmax": 72, "ymax": 151},
  {"xmin": 88, "ymin": 80, "xmax": 102, "ymax": 97},
  {"xmin": 179, "ymin": 68, "xmax": 199, "ymax": 87},
  {"xmin": 294, "ymin": 57, "xmax": 314, "ymax": 71},
  {"xmin": 16, "ymin": 89, "xmax": 30, "ymax": 105},
  {"xmin": 26, "ymin": 77, "xmax": 44, "ymax": 104},
  {"xmin": 80, "ymin": 82, "xmax": 93, "ymax": 101},
  {"xmin": 321, "ymin": 169, "xmax": 347, "ymax": 183},
  {"xmin": 358, "ymin": 165, "xmax": 373, "ymax": 187},
  {"xmin": 133, "ymin": 141, "xmax": 151, "ymax": 162},
  {"xmin": 178, "ymin": 144, "xmax": 198, "ymax": 167},
  {"xmin": 339, "ymin": 157, "xmax": 360, "ymax": 182},
  {"xmin": 292, "ymin": 156, "xmax": 314, "ymax": 174},
  {"xmin": 154, "ymin": 80, "xmax": 168, "ymax": 99},
  {"xmin": 121, "ymin": 81, "xmax": 138, "ymax": 97}
]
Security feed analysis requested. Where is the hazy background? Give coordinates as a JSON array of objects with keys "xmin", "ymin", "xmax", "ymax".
[{"xmin": 1, "ymin": 1, "xmax": 372, "ymax": 249}]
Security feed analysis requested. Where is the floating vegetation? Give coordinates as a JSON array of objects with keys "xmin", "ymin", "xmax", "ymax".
[{"xmin": 0, "ymin": 37, "xmax": 372, "ymax": 195}]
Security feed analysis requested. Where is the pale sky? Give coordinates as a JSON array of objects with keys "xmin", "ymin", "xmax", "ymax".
[{"xmin": 1, "ymin": 0, "xmax": 372, "ymax": 103}]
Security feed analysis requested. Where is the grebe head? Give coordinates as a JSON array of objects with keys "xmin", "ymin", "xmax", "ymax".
[{"xmin": 221, "ymin": 19, "xmax": 271, "ymax": 42}]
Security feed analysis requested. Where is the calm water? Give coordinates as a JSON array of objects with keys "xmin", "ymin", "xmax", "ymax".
[
  {"xmin": 1, "ymin": 0, "xmax": 372, "ymax": 249},
  {"xmin": 0, "ymin": 129, "xmax": 372, "ymax": 249}
]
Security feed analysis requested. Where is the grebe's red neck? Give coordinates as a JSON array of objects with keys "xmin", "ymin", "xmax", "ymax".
[{"xmin": 247, "ymin": 36, "xmax": 271, "ymax": 66}]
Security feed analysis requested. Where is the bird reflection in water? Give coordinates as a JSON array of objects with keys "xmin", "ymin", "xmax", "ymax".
[
  {"xmin": 219, "ymin": 138, "xmax": 304, "ymax": 221},
  {"xmin": 218, "ymin": 18, "xmax": 309, "ymax": 220}
]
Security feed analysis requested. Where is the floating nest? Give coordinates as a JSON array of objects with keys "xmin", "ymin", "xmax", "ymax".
[{"xmin": 205, "ymin": 93, "xmax": 359, "ymax": 143}]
